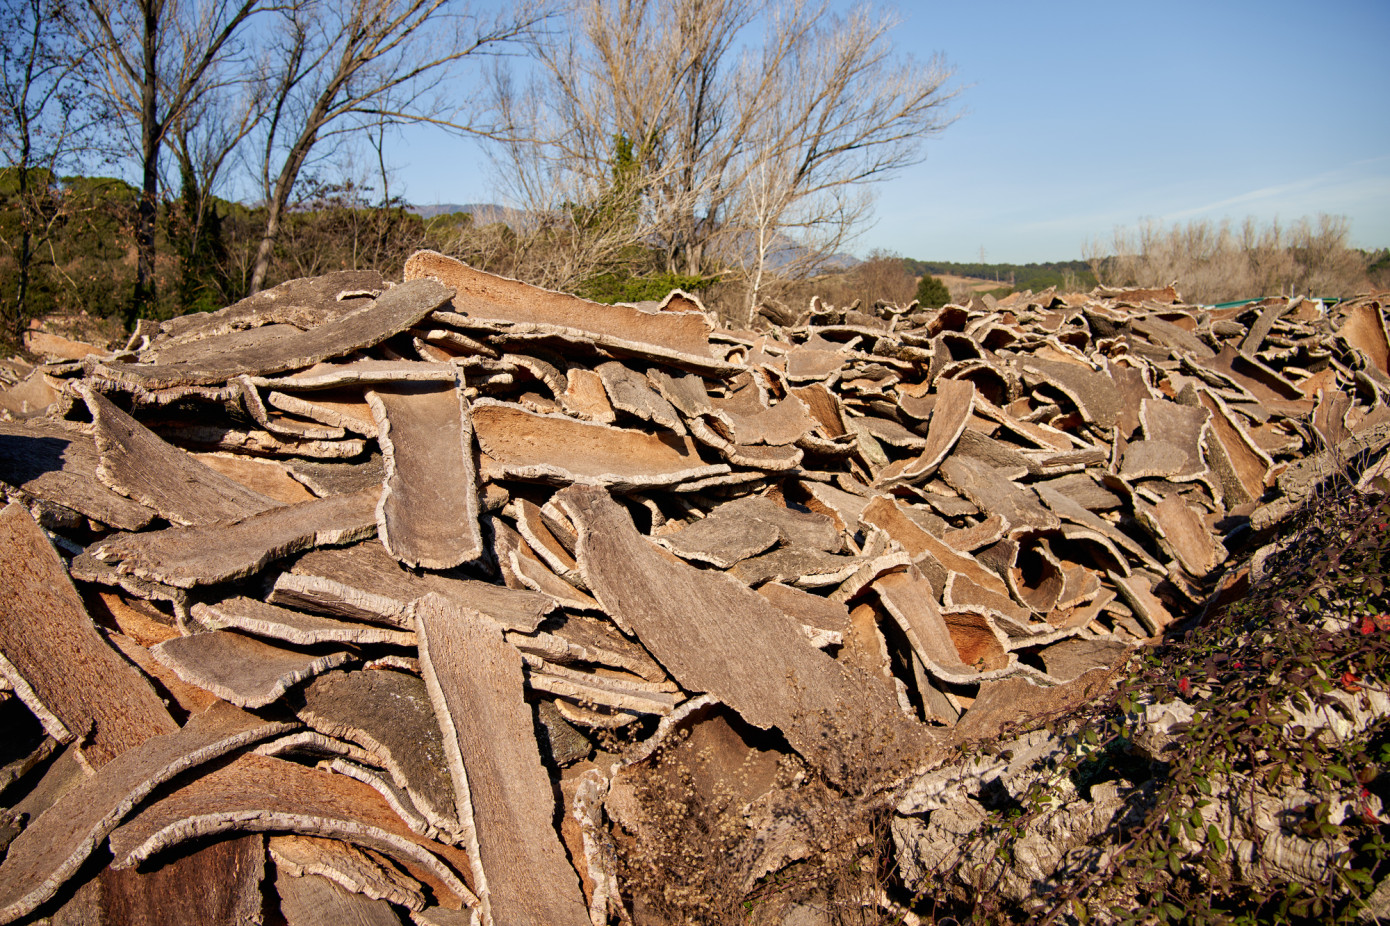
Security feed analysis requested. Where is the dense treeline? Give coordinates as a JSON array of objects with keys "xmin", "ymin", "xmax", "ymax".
[{"xmin": 903, "ymin": 258, "xmax": 1097, "ymax": 293}]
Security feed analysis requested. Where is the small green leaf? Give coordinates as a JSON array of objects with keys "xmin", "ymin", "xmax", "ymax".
[{"xmin": 1208, "ymin": 825, "xmax": 1227, "ymax": 858}]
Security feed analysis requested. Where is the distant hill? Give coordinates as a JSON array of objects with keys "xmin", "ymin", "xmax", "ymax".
[
  {"xmin": 906, "ymin": 258, "xmax": 1097, "ymax": 292},
  {"xmin": 406, "ymin": 203, "xmax": 521, "ymax": 225}
]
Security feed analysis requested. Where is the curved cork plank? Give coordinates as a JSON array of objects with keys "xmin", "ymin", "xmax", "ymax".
[
  {"xmin": 404, "ymin": 250, "xmax": 736, "ymax": 376},
  {"xmin": 875, "ymin": 377, "xmax": 973, "ymax": 487},
  {"xmin": 410, "ymin": 594, "xmax": 591, "ymax": 926},
  {"xmin": 595, "ymin": 362, "xmax": 686, "ymax": 434},
  {"xmin": 106, "ymin": 753, "xmax": 476, "ymax": 911},
  {"xmin": 939, "ymin": 456, "xmax": 1058, "ymax": 537},
  {"xmin": 554, "ymin": 484, "xmax": 936, "ymax": 785},
  {"xmin": 0, "ymin": 421, "xmax": 155, "ymax": 531},
  {"xmin": 270, "ymin": 834, "xmax": 427, "ymax": 912},
  {"xmin": 92, "ymin": 486, "xmax": 379, "ymax": 588},
  {"xmin": 367, "ymin": 380, "xmax": 482, "ymax": 570},
  {"xmin": 195, "ymin": 598, "xmax": 415, "ymax": 647},
  {"xmin": 0, "ymin": 703, "xmax": 294, "ymax": 923},
  {"xmin": 193, "ymin": 452, "xmax": 319, "ymax": 504},
  {"xmin": 151, "ymin": 631, "xmax": 354, "ymax": 709},
  {"xmin": 94, "ymin": 279, "xmax": 453, "ymax": 388},
  {"xmin": 0, "ymin": 503, "xmax": 177, "ymax": 766},
  {"xmin": 273, "ymin": 866, "xmax": 407, "ymax": 926},
  {"xmin": 84, "ymin": 386, "xmax": 284, "ymax": 526},
  {"xmin": 157, "ymin": 270, "xmax": 384, "ymax": 343},
  {"xmin": 254, "ymin": 360, "xmax": 460, "ymax": 391},
  {"xmin": 297, "ymin": 670, "xmax": 462, "ymax": 844},
  {"xmin": 471, "ymin": 399, "xmax": 728, "ymax": 490}
]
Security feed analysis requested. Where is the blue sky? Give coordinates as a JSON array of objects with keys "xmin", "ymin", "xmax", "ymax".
[{"xmin": 387, "ymin": 0, "xmax": 1390, "ymax": 263}]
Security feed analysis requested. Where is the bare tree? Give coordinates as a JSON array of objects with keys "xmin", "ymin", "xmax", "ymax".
[
  {"xmin": 77, "ymin": 0, "xmax": 262, "ymax": 320},
  {"xmin": 0, "ymin": 0, "xmax": 107, "ymax": 345},
  {"xmin": 246, "ymin": 0, "xmax": 548, "ymax": 294},
  {"xmin": 490, "ymin": 0, "xmax": 958, "ymax": 321}
]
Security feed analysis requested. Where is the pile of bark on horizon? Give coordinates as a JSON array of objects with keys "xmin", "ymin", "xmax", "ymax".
[{"xmin": 1, "ymin": 250, "xmax": 1388, "ymax": 925}]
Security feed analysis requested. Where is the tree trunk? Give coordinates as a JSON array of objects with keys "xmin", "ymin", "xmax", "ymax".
[
  {"xmin": 249, "ymin": 132, "xmax": 317, "ymax": 295},
  {"xmin": 131, "ymin": 0, "xmax": 161, "ymax": 326}
]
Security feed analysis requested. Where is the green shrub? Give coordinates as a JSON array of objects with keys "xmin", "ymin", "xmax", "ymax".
[
  {"xmin": 576, "ymin": 271, "xmax": 714, "ymax": 305},
  {"xmin": 914, "ymin": 274, "xmax": 951, "ymax": 308}
]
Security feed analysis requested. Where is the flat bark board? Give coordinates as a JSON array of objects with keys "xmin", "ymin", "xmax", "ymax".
[
  {"xmin": 190, "ymin": 452, "xmax": 318, "ymax": 505},
  {"xmin": 412, "ymin": 594, "xmax": 590, "ymax": 926},
  {"xmin": 1120, "ymin": 439, "xmax": 1192, "ymax": 480},
  {"xmin": 152, "ymin": 630, "xmax": 352, "ymax": 709},
  {"xmin": 493, "ymin": 520, "xmax": 598, "ymax": 610},
  {"xmin": 785, "ymin": 346, "xmax": 845, "ymax": 381},
  {"xmin": 195, "ymin": 598, "xmax": 415, "ymax": 647},
  {"xmin": 0, "ymin": 421, "xmax": 154, "ymax": 531},
  {"xmin": 939, "ymin": 456, "xmax": 1058, "ymax": 536},
  {"xmin": 1313, "ymin": 388, "xmax": 1353, "ymax": 448},
  {"xmin": 96, "ymin": 279, "xmax": 453, "ymax": 388},
  {"xmin": 559, "ymin": 369, "xmax": 615, "ymax": 423},
  {"xmin": 649, "ymin": 369, "xmax": 713, "ymax": 419},
  {"xmin": 729, "ymin": 547, "xmax": 863, "ymax": 587},
  {"xmin": 106, "ymin": 753, "xmax": 476, "ymax": 911},
  {"xmin": 237, "ymin": 375, "xmax": 348, "ymax": 441},
  {"xmin": 798, "ymin": 480, "xmax": 870, "ymax": 533},
  {"xmin": 0, "ymin": 370, "xmax": 62, "ymax": 420},
  {"xmin": 717, "ymin": 495, "xmax": 842, "ymax": 551},
  {"xmin": 1037, "ymin": 637, "xmax": 1131, "ymax": 683},
  {"xmin": 157, "ymin": 270, "xmax": 383, "ymax": 343},
  {"xmin": 85, "ymin": 387, "xmax": 284, "ymax": 526},
  {"xmin": 269, "ymin": 389, "xmax": 378, "ymax": 437},
  {"xmin": 873, "ymin": 570, "xmax": 980, "ymax": 682},
  {"xmin": 755, "ymin": 583, "xmax": 852, "ymax": 637},
  {"xmin": 93, "ymin": 835, "xmax": 266, "ymax": 926},
  {"xmin": 656, "ymin": 515, "xmax": 780, "ymax": 567},
  {"xmin": 92, "ymin": 486, "xmax": 380, "ymax": 588},
  {"xmin": 0, "ymin": 503, "xmax": 177, "ymax": 766},
  {"xmin": 514, "ymin": 499, "xmax": 582, "ymax": 581},
  {"xmin": 952, "ymin": 670, "xmax": 1116, "ymax": 743},
  {"xmin": 1138, "ymin": 398, "xmax": 1209, "ymax": 480},
  {"xmin": 952, "ymin": 429, "xmax": 1032, "ymax": 480},
  {"xmin": 555, "ymin": 484, "xmax": 934, "ymax": 784},
  {"xmin": 720, "ymin": 440, "xmax": 803, "ymax": 470},
  {"xmin": 1149, "ymin": 493, "xmax": 1224, "ymax": 578},
  {"xmin": 471, "ymin": 400, "xmax": 727, "ymax": 490},
  {"xmin": 0, "ymin": 703, "xmax": 292, "ymax": 923},
  {"xmin": 595, "ymin": 362, "xmax": 685, "ymax": 433},
  {"xmin": 101, "ymin": 630, "xmax": 224, "ymax": 719},
  {"xmin": 276, "ymin": 542, "xmax": 553, "ymax": 632},
  {"xmin": 297, "ymin": 669, "xmax": 460, "ymax": 844},
  {"xmin": 709, "ymin": 394, "xmax": 816, "ymax": 446},
  {"xmin": 285, "ymin": 455, "xmax": 386, "ymax": 499},
  {"xmin": 1033, "ymin": 473, "xmax": 1123, "ymax": 511},
  {"xmin": 274, "ymin": 868, "xmax": 405, "ymax": 926},
  {"xmin": 405, "ymin": 250, "xmax": 733, "ymax": 375},
  {"xmin": 367, "ymin": 381, "xmax": 483, "ymax": 570}
]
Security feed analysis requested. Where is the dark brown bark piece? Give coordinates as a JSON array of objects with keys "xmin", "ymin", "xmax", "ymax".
[
  {"xmin": 1338, "ymin": 301, "xmax": 1389, "ymax": 374},
  {"xmin": 405, "ymin": 250, "xmax": 734, "ymax": 375},
  {"xmin": 297, "ymin": 669, "xmax": 461, "ymax": 844},
  {"xmin": 152, "ymin": 631, "xmax": 353, "ymax": 709},
  {"xmin": 472, "ymin": 400, "xmax": 727, "ymax": 490},
  {"xmin": 274, "ymin": 867, "xmax": 405, "ymax": 926},
  {"xmin": 0, "ymin": 703, "xmax": 294, "ymax": 923},
  {"xmin": 555, "ymin": 484, "xmax": 935, "ymax": 784},
  {"xmin": 271, "ymin": 542, "xmax": 553, "ymax": 632},
  {"xmin": 106, "ymin": 753, "xmax": 476, "ymax": 911},
  {"xmin": 193, "ymin": 452, "xmax": 318, "ymax": 504},
  {"xmin": 84, "ymin": 386, "xmax": 283, "ymax": 526},
  {"xmin": 860, "ymin": 494, "xmax": 1012, "ymax": 597},
  {"xmin": 96, "ymin": 279, "xmax": 453, "ymax": 388},
  {"xmin": 954, "ymin": 670, "xmax": 1117, "ymax": 742},
  {"xmin": 1198, "ymin": 389, "xmax": 1271, "ymax": 506},
  {"xmin": 0, "ymin": 421, "xmax": 154, "ymax": 531},
  {"xmin": 0, "ymin": 502, "xmax": 177, "ymax": 767},
  {"xmin": 1139, "ymin": 397, "xmax": 1209, "ymax": 480},
  {"xmin": 729, "ymin": 547, "xmax": 864, "ymax": 587},
  {"xmin": 195, "ymin": 598, "xmax": 415, "ymax": 647},
  {"xmin": 367, "ymin": 380, "xmax": 482, "ymax": 569},
  {"xmin": 1037, "ymin": 637, "xmax": 1131, "ymax": 683},
  {"xmin": 157, "ymin": 270, "xmax": 383, "ymax": 343},
  {"xmin": 91, "ymin": 487, "xmax": 379, "ymax": 588},
  {"xmin": 755, "ymin": 583, "xmax": 852, "ymax": 637},
  {"xmin": 559, "ymin": 369, "xmax": 615, "ymax": 422},
  {"xmin": 95, "ymin": 836, "xmax": 266, "ymax": 926},
  {"xmin": 412, "ymin": 594, "xmax": 590, "ymax": 926}
]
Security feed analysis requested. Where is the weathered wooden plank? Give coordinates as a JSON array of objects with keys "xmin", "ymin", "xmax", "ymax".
[
  {"xmin": 91, "ymin": 486, "xmax": 379, "ymax": 588},
  {"xmin": 405, "ymin": 250, "xmax": 736, "ymax": 375},
  {"xmin": 412, "ymin": 594, "xmax": 590, "ymax": 926},
  {"xmin": 94, "ymin": 279, "xmax": 454, "ymax": 388},
  {"xmin": 0, "ymin": 502, "xmax": 177, "ymax": 767},
  {"xmin": 555, "ymin": 484, "xmax": 935, "ymax": 784},
  {"xmin": 152, "ymin": 631, "xmax": 354, "ymax": 708},
  {"xmin": 367, "ymin": 380, "xmax": 482, "ymax": 569},
  {"xmin": 0, "ymin": 421, "xmax": 154, "ymax": 531},
  {"xmin": 472, "ymin": 399, "xmax": 728, "ymax": 490},
  {"xmin": 297, "ymin": 669, "xmax": 461, "ymax": 844},
  {"xmin": 0, "ymin": 703, "xmax": 293, "ymax": 923},
  {"xmin": 84, "ymin": 386, "xmax": 283, "ymax": 526}
]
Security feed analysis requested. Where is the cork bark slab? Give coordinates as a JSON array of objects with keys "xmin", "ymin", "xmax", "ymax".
[
  {"xmin": 195, "ymin": 598, "xmax": 415, "ymax": 647},
  {"xmin": 405, "ymin": 250, "xmax": 735, "ymax": 375},
  {"xmin": 297, "ymin": 669, "xmax": 461, "ymax": 844},
  {"xmin": 152, "ymin": 630, "xmax": 354, "ymax": 709},
  {"xmin": 876, "ymin": 377, "xmax": 973, "ymax": 487},
  {"xmin": 367, "ymin": 380, "xmax": 483, "ymax": 569},
  {"xmin": 0, "ymin": 421, "xmax": 155, "ymax": 531},
  {"xmin": 555, "ymin": 484, "xmax": 934, "ymax": 784},
  {"xmin": 91, "ymin": 486, "xmax": 380, "ymax": 588},
  {"xmin": 85, "ymin": 386, "xmax": 283, "ymax": 526},
  {"xmin": 471, "ymin": 399, "xmax": 728, "ymax": 490},
  {"xmin": 270, "ymin": 833, "xmax": 426, "ymax": 912},
  {"xmin": 595, "ymin": 361, "xmax": 686, "ymax": 434},
  {"xmin": 91, "ymin": 835, "xmax": 266, "ymax": 926},
  {"xmin": 95, "ymin": 279, "xmax": 453, "ymax": 388},
  {"xmin": 413, "ymin": 594, "xmax": 590, "ymax": 926},
  {"xmin": 253, "ymin": 360, "xmax": 460, "ymax": 391},
  {"xmin": 0, "ymin": 502, "xmax": 177, "ymax": 766},
  {"xmin": 105, "ymin": 753, "xmax": 476, "ymax": 911},
  {"xmin": 157, "ymin": 270, "xmax": 384, "ymax": 343},
  {"xmin": 273, "ymin": 867, "xmax": 407, "ymax": 926},
  {"xmin": 0, "ymin": 703, "xmax": 293, "ymax": 923}
]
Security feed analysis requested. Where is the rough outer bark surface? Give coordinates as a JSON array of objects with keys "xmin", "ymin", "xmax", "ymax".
[{"xmin": 412, "ymin": 594, "xmax": 590, "ymax": 926}]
